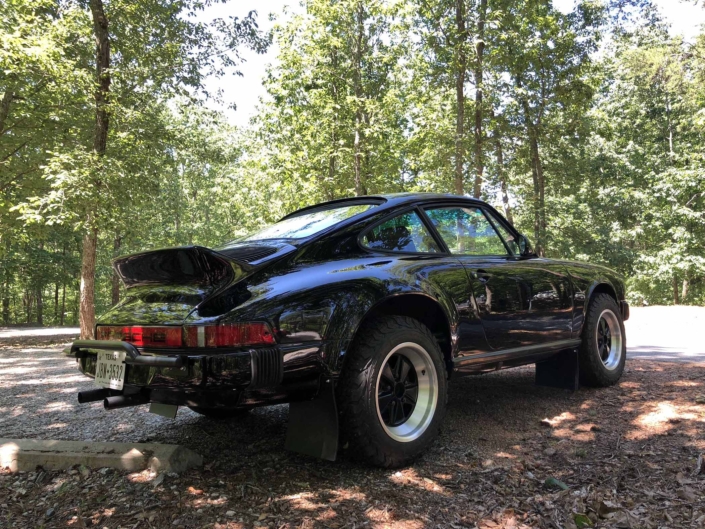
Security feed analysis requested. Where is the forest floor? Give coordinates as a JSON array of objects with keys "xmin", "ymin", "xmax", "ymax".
[{"xmin": 1, "ymin": 307, "xmax": 704, "ymax": 528}]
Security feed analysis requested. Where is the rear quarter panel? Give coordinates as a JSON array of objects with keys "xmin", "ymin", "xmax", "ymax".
[{"xmin": 218, "ymin": 255, "xmax": 462, "ymax": 374}]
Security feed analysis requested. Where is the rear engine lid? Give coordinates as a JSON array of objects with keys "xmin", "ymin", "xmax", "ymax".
[
  {"xmin": 215, "ymin": 241, "xmax": 297, "ymax": 265},
  {"xmin": 113, "ymin": 246, "xmax": 245, "ymax": 289},
  {"xmin": 101, "ymin": 243, "xmax": 295, "ymax": 327}
]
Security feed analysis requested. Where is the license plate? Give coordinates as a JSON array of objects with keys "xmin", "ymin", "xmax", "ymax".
[{"xmin": 94, "ymin": 351, "xmax": 127, "ymax": 390}]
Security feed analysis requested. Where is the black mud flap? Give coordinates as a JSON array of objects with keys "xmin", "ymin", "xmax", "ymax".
[
  {"xmin": 285, "ymin": 378, "xmax": 338, "ymax": 461},
  {"xmin": 535, "ymin": 349, "xmax": 580, "ymax": 391}
]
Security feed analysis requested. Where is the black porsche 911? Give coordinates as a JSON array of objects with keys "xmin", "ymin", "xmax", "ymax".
[{"xmin": 70, "ymin": 193, "xmax": 629, "ymax": 467}]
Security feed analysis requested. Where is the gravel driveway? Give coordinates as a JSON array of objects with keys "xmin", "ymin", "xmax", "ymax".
[{"xmin": 2, "ymin": 309, "xmax": 704, "ymax": 529}]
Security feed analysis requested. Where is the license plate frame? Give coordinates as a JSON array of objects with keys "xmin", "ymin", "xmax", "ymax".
[{"xmin": 94, "ymin": 351, "xmax": 127, "ymax": 390}]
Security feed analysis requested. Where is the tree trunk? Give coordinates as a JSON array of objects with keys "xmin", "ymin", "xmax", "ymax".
[
  {"xmin": 327, "ymin": 50, "xmax": 338, "ymax": 201},
  {"xmin": 80, "ymin": 0, "xmax": 111, "ymax": 339},
  {"xmin": 54, "ymin": 283, "xmax": 59, "ymax": 320},
  {"xmin": 528, "ymin": 132, "xmax": 544, "ymax": 256},
  {"xmin": 454, "ymin": 0, "xmax": 467, "ymax": 195},
  {"xmin": 60, "ymin": 283, "xmax": 66, "ymax": 326},
  {"xmin": 36, "ymin": 241, "xmax": 44, "ymax": 325},
  {"xmin": 666, "ymin": 95, "xmax": 675, "ymax": 162},
  {"xmin": 472, "ymin": 0, "xmax": 487, "ymax": 199},
  {"xmin": 1, "ymin": 293, "xmax": 8, "ymax": 324},
  {"xmin": 25, "ymin": 291, "xmax": 32, "ymax": 324},
  {"xmin": 111, "ymin": 235, "xmax": 122, "ymax": 306},
  {"xmin": 681, "ymin": 277, "xmax": 689, "ymax": 303},
  {"xmin": 353, "ymin": 2, "xmax": 364, "ymax": 197},
  {"xmin": 73, "ymin": 279, "xmax": 79, "ymax": 325},
  {"xmin": 516, "ymin": 73, "xmax": 546, "ymax": 255},
  {"xmin": 36, "ymin": 287, "xmax": 43, "ymax": 326},
  {"xmin": 2, "ymin": 239, "xmax": 9, "ymax": 324},
  {"xmin": 495, "ymin": 134, "xmax": 513, "ymax": 226},
  {"xmin": 0, "ymin": 87, "xmax": 14, "ymax": 135},
  {"xmin": 90, "ymin": 0, "xmax": 111, "ymax": 155},
  {"xmin": 80, "ymin": 228, "xmax": 98, "ymax": 339},
  {"xmin": 672, "ymin": 275, "xmax": 679, "ymax": 305}
]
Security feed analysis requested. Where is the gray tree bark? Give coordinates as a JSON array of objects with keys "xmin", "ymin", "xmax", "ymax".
[{"xmin": 80, "ymin": 0, "xmax": 111, "ymax": 339}]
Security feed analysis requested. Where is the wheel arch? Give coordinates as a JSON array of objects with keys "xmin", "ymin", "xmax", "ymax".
[
  {"xmin": 587, "ymin": 282, "xmax": 618, "ymax": 305},
  {"xmin": 575, "ymin": 281, "xmax": 620, "ymax": 337},
  {"xmin": 340, "ymin": 293, "xmax": 454, "ymax": 375}
]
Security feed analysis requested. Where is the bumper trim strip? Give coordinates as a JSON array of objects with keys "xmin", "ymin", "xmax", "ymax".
[{"xmin": 71, "ymin": 340, "xmax": 184, "ymax": 368}]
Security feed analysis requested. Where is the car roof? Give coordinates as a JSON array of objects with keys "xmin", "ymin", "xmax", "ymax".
[{"xmin": 281, "ymin": 192, "xmax": 485, "ymax": 219}]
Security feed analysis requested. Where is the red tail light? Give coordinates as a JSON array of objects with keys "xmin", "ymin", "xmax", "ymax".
[
  {"xmin": 96, "ymin": 326, "xmax": 183, "ymax": 347},
  {"xmin": 184, "ymin": 322, "xmax": 275, "ymax": 348},
  {"xmin": 97, "ymin": 322, "xmax": 275, "ymax": 349}
]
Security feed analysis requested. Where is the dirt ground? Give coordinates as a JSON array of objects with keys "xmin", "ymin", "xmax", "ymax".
[{"xmin": 1, "ymin": 308, "xmax": 705, "ymax": 528}]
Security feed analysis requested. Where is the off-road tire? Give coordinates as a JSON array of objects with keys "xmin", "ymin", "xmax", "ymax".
[
  {"xmin": 187, "ymin": 406, "xmax": 251, "ymax": 419},
  {"xmin": 337, "ymin": 316, "xmax": 448, "ymax": 468},
  {"xmin": 579, "ymin": 293, "xmax": 626, "ymax": 387}
]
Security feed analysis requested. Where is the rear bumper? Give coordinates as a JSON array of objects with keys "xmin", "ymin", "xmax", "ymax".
[
  {"xmin": 620, "ymin": 300, "xmax": 630, "ymax": 322},
  {"xmin": 69, "ymin": 339, "xmax": 333, "ymax": 409},
  {"xmin": 70, "ymin": 340, "xmax": 284, "ymax": 407}
]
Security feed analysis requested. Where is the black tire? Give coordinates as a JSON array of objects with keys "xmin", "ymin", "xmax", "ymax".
[
  {"xmin": 579, "ymin": 293, "xmax": 626, "ymax": 387},
  {"xmin": 337, "ymin": 315, "xmax": 448, "ymax": 468},
  {"xmin": 187, "ymin": 406, "xmax": 251, "ymax": 419}
]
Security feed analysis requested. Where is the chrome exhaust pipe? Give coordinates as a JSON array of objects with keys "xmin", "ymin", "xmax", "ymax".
[
  {"xmin": 104, "ymin": 394, "xmax": 149, "ymax": 410},
  {"xmin": 78, "ymin": 388, "xmax": 112, "ymax": 404}
]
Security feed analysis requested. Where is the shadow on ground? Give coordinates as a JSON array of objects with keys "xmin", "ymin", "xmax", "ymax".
[{"xmin": 1, "ymin": 342, "xmax": 704, "ymax": 528}]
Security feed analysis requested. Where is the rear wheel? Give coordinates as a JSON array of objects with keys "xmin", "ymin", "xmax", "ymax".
[
  {"xmin": 579, "ymin": 293, "xmax": 626, "ymax": 387},
  {"xmin": 338, "ymin": 316, "xmax": 447, "ymax": 468},
  {"xmin": 187, "ymin": 406, "xmax": 251, "ymax": 419}
]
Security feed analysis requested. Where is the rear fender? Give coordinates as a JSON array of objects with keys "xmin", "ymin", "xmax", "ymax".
[{"xmin": 221, "ymin": 258, "xmax": 459, "ymax": 375}]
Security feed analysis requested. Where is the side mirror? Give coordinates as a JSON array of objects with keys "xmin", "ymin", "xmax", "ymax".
[{"xmin": 517, "ymin": 234, "xmax": 534, "ymax": 257}]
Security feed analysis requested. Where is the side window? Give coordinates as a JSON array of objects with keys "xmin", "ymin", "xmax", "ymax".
[
  {"xmin": 487, "ymin": 213, "xmax": 520, "ymax": 256},
  {"xmin": 362, "ymin": 211, "xmax": 441, "ymax": 253},
  {"xmin": 424, "ymin": 207, "xmax": 508, "ymax": 256}
]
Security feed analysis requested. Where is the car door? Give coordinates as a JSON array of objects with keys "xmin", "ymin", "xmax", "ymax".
[
  {"xmin": 422, "ymin": 204, "xmax": 573, "ymax": 351},
  {"xmin": 360, "ymin": 208, "xmax": 491, "ymax": 356}
]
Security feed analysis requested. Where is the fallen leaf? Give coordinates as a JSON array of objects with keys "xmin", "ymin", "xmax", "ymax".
[
  {"xmin": 695, "ymin": 454, "xmax": 705, "ymax": 476},
  {"xmin": 152, "ymin": 473, "xmax": 165, "ymax": 488},
  {"xmin": 677, "ymin": 487, "xmax": 697, "ymax": 502},
  {"xmin": 597, "ymin": 500, "xmax": 620, "ymax": 519},
  {"xmin": 544, "ymin": 477, "xmax": 569, "ymax": 490},
  {"xmin": 573, "ymin": 513, "xmax": 593, "ymax": 528}
]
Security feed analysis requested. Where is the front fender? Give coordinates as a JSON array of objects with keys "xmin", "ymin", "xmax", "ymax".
[{"xmin": 558, "ymin": 260, "xmax": 627, "ymax": 337}]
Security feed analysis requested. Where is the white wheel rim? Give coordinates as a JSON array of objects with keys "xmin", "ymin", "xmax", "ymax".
[
  {"xmin": 375, "ymin": 342, "xmax": 438, "ymax": 443},
  {"xmin": 596, "ymin": 309, "xmax": 623, "ymax": 371}
]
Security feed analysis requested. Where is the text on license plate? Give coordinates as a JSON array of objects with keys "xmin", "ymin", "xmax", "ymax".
[{"xmin": 94, "ymin": 351, "xmax": 127, "ymax": 390}]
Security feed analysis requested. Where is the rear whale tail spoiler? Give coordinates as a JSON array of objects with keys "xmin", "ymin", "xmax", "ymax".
[{"xmin": 113, "ymin": 246, "xmax": 250, "ymax": 289}]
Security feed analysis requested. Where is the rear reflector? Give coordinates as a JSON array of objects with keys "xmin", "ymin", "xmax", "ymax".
[
  {"xmin": 96, "ymin": 326, "xmax": 183, "ymax": 347},
  {"xmin": 97, "ymin": 322, "xmax": 275, "ymax": 349},
  {"xmin": 184, "ymin": 323, "xmax": 275, "ymax": 348}
]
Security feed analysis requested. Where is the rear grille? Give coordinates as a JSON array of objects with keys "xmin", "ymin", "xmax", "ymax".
[
  {"xmin": 219, "ymin": 245, "xmax": 278, "ymax": 263},
  {"xmin": 250, "ymin": 347, "xmax": 283, "ymax": 389}
]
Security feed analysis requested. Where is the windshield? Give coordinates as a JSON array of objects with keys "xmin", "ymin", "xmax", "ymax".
[{"xmin": 241, "ymin": 203, "xmax": 378, "ymax": 241}]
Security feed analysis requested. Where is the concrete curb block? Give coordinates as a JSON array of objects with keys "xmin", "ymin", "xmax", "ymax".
[{"xmin": 0, "ymin": 439, "xmax": 203, "ymax": 474}]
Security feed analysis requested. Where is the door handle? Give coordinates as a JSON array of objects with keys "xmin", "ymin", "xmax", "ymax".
[{"xmin": 473, "ymin": 270, "xmax": 491, "ymax": 283}]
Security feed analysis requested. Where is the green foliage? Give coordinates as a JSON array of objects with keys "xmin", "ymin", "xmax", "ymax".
[{"xmin": 1, "ymin": 0, "xmax": 704, "ymax": 326}]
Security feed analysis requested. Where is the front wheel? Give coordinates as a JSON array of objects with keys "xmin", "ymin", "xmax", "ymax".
[
  {"xmin": 579, "ymin": 293, "xmax": 626, "ymax": 387},
  {"xmin": 337, "ymin": 316, "xmax": 447, "ymax": 468}
]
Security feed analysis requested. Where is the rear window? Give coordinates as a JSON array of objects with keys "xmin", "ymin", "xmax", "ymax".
[{"xmin": 241, "ymin": 204, "xmax": 378, "ymax": 241}]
